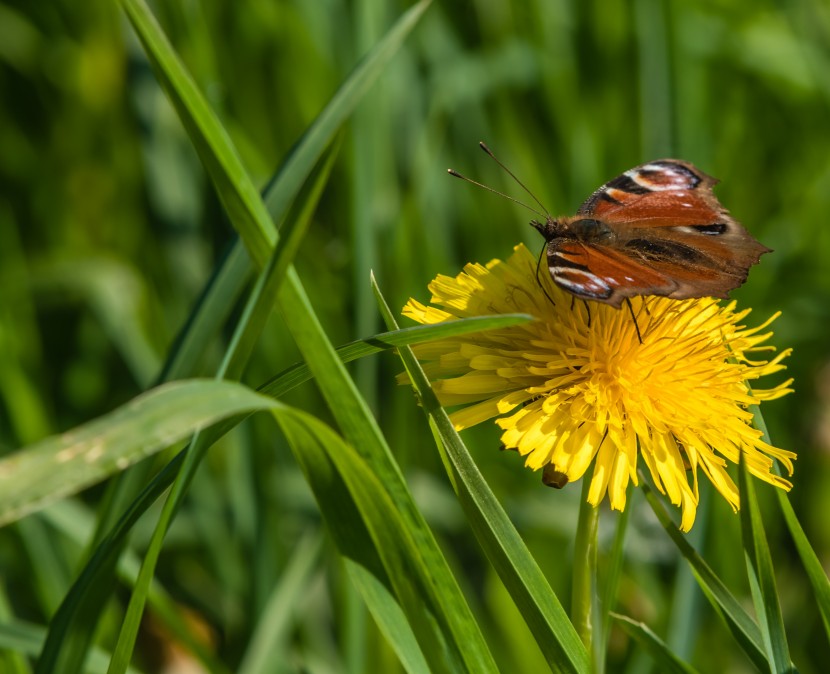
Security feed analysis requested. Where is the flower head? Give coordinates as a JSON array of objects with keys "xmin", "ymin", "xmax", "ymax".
[{"xmin": 403, "ymin": 244, "xmax": 794, "ymax": 530}]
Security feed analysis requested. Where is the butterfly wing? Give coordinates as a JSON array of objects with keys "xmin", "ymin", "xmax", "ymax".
[
  {"xmin": 546, "ymin": 240, "xmax": 676, "ymax": 306},
  {"xmin": 558, "ymin": 159, "xmax": 770, "ymax": 305}
]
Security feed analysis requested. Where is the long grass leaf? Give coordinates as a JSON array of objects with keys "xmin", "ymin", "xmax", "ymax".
[
  {"xmin": 641, "ymin": 481, "xmax": 769, "ymax": 671},
  {"xmin": 261, "ymin": 1, "xmax": 433, "ymax": 223},
  {"xmin": 752, "ymin": 403, "xmax": 830, "ymax": 642},
  {"xmin": 372, "ymin": 275, "xmax": 589, "ymax": 673},
  {"xmin": 0, "ymin": 380, "xmax": 270, "ymax": 528},
  {"xmin": 52, "ymin": 0, "xmax": 433, "ymax": 670},
  {"xmin": 611, "ymin": 613, "xmax": 700, "ymax": 674},
  {"xmin": 112, "ymin": 2, "xmax": 493, "ymax": 670},
  {"xmin": 118, "ymin": 0, "xmax": 276, "ymax": 265},
  {"xmin": 776, "ymin": 490, "xmax": 830, "ymax": 640},
  {"xmin": 259, "ymin": 313, "xmax": 532, "ymax": 398},
  {"xmin": 272, "ymin": 406, "xmax": 450, "ymax": 674},
  {"xmin": 107, "ymin": 141, "xmax": 339, "ymax": 674},
  {"xmin": 276, "ymin": 273, "xmax": 497, "ymax": 672},
  {"xmin": 738, "ymin": 456, "xmax": 794, "ymax": 673}
]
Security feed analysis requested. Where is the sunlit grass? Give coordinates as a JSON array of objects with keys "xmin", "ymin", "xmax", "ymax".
[{"xmin": 1, "ymin": 1, "xmax": 828, "ymax": 672}]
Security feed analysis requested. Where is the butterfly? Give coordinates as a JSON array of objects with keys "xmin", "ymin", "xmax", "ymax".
[{"xmin": 531, "ymin": 159, "xmax": 770, "ymax": 308}]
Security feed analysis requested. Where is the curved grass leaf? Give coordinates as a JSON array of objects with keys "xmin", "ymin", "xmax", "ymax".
[
  {"xmin": 372, "ymin": 275, "xmax": 589, "ymax": 673},
  {"xmin": 259, "ymin": 313, "xmax": 532, "ymax": 399},
  {"xmin": 110, "ymin": 2, "xmax": 495, "ymax": 669},
  {"xmin": 33, "ymin": 313, "xmax": 519, "ymax": 673},
  {"xmin": 237, "ymin": 533, "xmax": 325, "ymax": 674},
  {"xmin": 276, "ymin": 275, "xmax": 498, "ymax": 672},
  {"xmin": 118, "ymin": 0, "xmax": 275, "ymax": 265},
  {"xmin": 273, "ymin": 405, "xmax": 454, "ymax": 673},
  {"xmin": 0, "ymin": 380, "xmax": 273, "ymax": 528},
  {"xmin": 738, "ymin": 456, "xmax": 794, "ymax": 673},
  {"xmin": 641, "ymin": 481, "xmax": 769, "ymax": 671},
  {"xmin": 775, "ymin": 489, "xmax": 830, "ymax": 641},
  {"xmin": 751, "ymin": 403, "xmax": 830, "ymax": 642},
  {"xmin": 106, "ymin": 141, "xmax": 340, "ymax": 674},
  {"xmin": 53, "ymin": 0, "xmax": 436, "ymax": 671},
  {"xmin": 611, "ymin": 613, "xmax": 700, "ymax": 674}
]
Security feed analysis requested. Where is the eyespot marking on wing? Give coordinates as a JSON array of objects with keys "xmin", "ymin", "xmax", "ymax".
[
  {"xmin": 689, "ymin": 223, "xmax": 728, "ymax": 236},
  {"xmin": 622, "ymin": 162, "xmax": 702, "ymax": 192},
  {"xmin": 550, "ymin": 266, "xmax": 613, "ymax": 299}
]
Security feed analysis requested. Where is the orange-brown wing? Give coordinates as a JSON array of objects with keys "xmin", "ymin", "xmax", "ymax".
[
  {"xmin": 546, "ymin": 241, "xmax": 676, "ymax": 308},
  {"xmin": 569, "ymin": 159, "xmax": 769, "ymax": 301},
  {"xmin": 577, "ymin": 159, "xmax": 715, "ymax": 220}
]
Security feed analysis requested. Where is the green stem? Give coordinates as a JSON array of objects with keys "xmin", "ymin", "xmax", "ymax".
[{"xmin": 572, "ymin": 475, "xmax": 599, "ymax": 668}]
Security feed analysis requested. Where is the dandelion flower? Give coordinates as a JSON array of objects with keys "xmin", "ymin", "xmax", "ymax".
[{"xmin": 403, "ymin": 244, "xmax": 794, "ymax": 531}]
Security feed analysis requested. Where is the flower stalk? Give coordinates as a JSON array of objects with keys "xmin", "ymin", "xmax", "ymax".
[{"xmin": 572, "ymin": 474, "xmax": 599, "ymax": 665}]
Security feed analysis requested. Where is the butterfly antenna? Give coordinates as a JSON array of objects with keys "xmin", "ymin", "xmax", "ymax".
[
  {"xmin": 478, "ymin": 142, "xmax": 552, "ymax": 218},
  {"xmin": 447, "ymin": 169, "xmax": 546, "ymax": 219}
]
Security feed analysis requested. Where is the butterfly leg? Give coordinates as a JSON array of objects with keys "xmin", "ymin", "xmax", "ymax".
[
  {"xmin": 582, "ymin": 299, "xmax": 592, "ymax": 327},
  {"xmin": 624, "ymin": 298, "xmax": 643, "ymax": 344}
]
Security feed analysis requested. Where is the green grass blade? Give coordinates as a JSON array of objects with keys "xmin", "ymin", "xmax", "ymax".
[
  {"xmin": 276, "ymin": 272, "xmax": 498, "ymax": 673},
  {"xmin": 338, "ymin": 558, "xmax": 431, "ymax": 674},
  {"xmin": 0, "ymin": 619, "xmax": 141, "ymax": 674},
  {"xmin": 127, "ymin": 0, "xmax": 432, "ymax": 385},
  {"xmin": 275, "ymin": 406, "xmax": 468, "ymax": 672},
  {"xmin": 35, "ymin": 446, "xmax": 223, "ymax": 674},
  {"xmin": 118, "ymin": 0, "xmax": 276, "ymax": 265},
  {"xmin": 26, "ymin": 382, "xmax": 275, "ymax": 674},
  {"xmin": 259, "ymin": 313, "xmax": 533, "ymax": 398},
  {"xmin": 237, "ymin": 532, "xmax": 324, "ymax": 674},
  {"xmin": 598, "ymin": 490, "xmax": 632, "ymax": 674},
  {"xmin": 738, "ymin": 456, "xmax": 795, "ymax": 673},
  {"xmin": 38, "ymin": 502, "xmax": 232, "ymax": 674},
  {"xmin": 751, "ymin": 403, "xmax": 830, "ymax": 641},
  {"xmin": 776, "ymin": 489, "xmax": 830, "ymax": 640},
  {"xmin": 371, "ymin": 275, "xmax": 589, "ymax": 673},
  {"xmin": 36, "ymin": 314, "xmax": 524, "ymax": 673},
  {"xmin": 611, "ymin": 613, "xmax": 700, "ymax": 674},
  {"xmin": 22, "ymin": 381, "xmax": 280, "ymax": 674},
  {"xmin": 120, "ymin": 0, "xmax": 432, "ymax": 268},
  {"xmin": 158, "ymin": 238, "xmax": 252, "ymax": 383},
  {"xmin": 104, "ymin": 3, "xmax": 491, "ymax": 665},
  {"xmin": 60, "ymin": 0, "xmax": 431, "ymax": 667},
  {"xmin": 222, "ymin": 137, "xmax": 341, "ymax": 381},
  {"xmin": 78, "ymin": 4, "xmax": 483, "ymax": 668},
  {"xmin": 641, "ymin": 481, "xmax": 769, "ymax": 671},
  {"xmin": 261, "ymin": 0, "xmax": 433, "ymax": 223},
  {"xmin": 107, "ymin": 142, "xmax": 339, "ymax": 674},
  {"xmin": 0, "ymin": 380, "xmax": 272, "ymax": 528}
]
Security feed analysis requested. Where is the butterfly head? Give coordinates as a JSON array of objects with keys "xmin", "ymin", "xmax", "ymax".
[{"xmin": 531, "ymin": 216, "xmax": 614, "ymax": 244}]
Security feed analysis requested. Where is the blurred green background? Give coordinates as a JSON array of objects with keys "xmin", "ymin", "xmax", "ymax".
[{"xmin": 1, "ymin": 0, "xmax": 828, "ymax": 672}]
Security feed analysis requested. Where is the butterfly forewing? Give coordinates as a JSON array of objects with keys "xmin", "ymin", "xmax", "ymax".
[
  {"xmin": 550, "ymin": 242, "xmax": 676, "ymax": 302},
  {"xmin": 577, "ymin": 159, "xmax": 710, "ymax": 217},
  {"xmin": 538, "ymin": 159, "xmax": 770, "ymax": 307}
]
